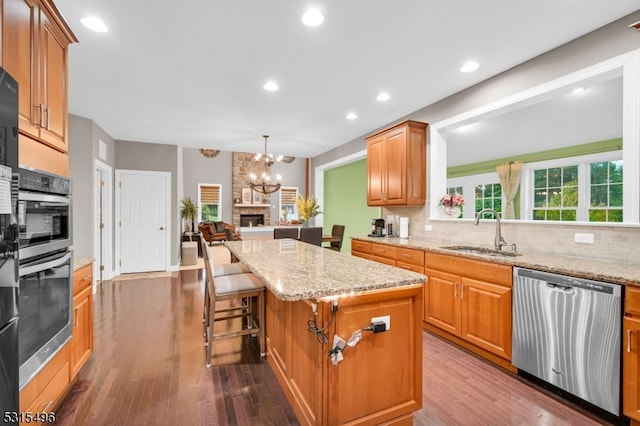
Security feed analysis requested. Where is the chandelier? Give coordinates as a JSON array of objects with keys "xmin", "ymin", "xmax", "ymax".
[{"xmin": 249, "ymin": 135, "xmax": 282, "ymax": 194}]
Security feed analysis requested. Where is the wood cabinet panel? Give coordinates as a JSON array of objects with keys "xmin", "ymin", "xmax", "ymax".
[
  {"xmin": 366, "ymin": 120, "xmax": 427, "ymax": 206},
  {"xmin": 73, "ymin": 264, "xmax": 92, "ymax": 296},
  {"xmin": 370, "ymin": 242, "xmax": 396, "ymax": 259},
  {"xmin": 460, "ymin": 277, "xmax": 512, "ymax": 359},
  {"xmin": 396, "ymin": 247, "xmax": 424, "ymax": 267},
  {"xmin": 627, "ymin": 287, "xmax": 640, "ymax": 317},
  {"xmin": 71, "ymin": 285, "xmax": 93, "ymax": 378},
  {"xmin": 425, "ymin": 253, "xmax": 513, "ymax": 361},
  {"xmin": 351, "ymin": 240, "xmax": 371, "ymax": 254},
  {"xmin": 625, "ymin": 316, "xmax": 640, "ymax": 420},
  {"xmin": 396, "ymin": 261, "xmax": 424, "ymax": 274},
  {"xmin": 2, "ymin": 0, "xmax": 76, "ymax": 175},
  {"xmin": 424, "ymin": 268, "xmax": 460, "ymax": 335}
]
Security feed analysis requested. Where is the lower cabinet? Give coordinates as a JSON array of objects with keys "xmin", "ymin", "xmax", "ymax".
[
  {"xmin": 71, "ymin": 264, "xmax": 94, "ymax": 377},
  {"xmin": 624, "ymin": 287, "xmax": 640, "ymax": 422},
  {"xmin": 19, "ymin": 344, "xmax": 70, "ymax": 417},
  {"xmin": 424, "ymin": 252, "xmax": 512, "ymax": 362},
  {"xmin": 351, "ymin": 240, "xmax": 425, "ymax": 273}
]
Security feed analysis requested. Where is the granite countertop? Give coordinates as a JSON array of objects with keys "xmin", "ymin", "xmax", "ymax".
[
  {"xmin": 352, "ymin": 236, "xmax": 640, "ymax": 287},
  {"xmin": 223, "ymin": 239, "xmax": 426, "ymax": 301},
  {"xmin": 74, "ymin": 257, "xmax": 94, "ymax": 271}
]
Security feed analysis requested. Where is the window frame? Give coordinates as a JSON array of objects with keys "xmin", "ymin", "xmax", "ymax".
[
  {"xmin": 197, "ymin": 183, "xmax": 222, "ymax": 223},
  {"xmin": 279, "ymin": 186, "xmax": 299, "ymax": 222},
  {"xmin": 520, "ymin": 151, "xmax": 622, "ymax": 221}
]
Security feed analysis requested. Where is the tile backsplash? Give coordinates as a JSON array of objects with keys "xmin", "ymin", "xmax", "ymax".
[{"xmin": 384, "ymin": 205, "xmax": 639, "ymax": 265}]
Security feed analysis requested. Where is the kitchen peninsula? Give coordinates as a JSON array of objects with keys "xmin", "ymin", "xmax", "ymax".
[{"xmin": 223, "ymin": 239, "xmax": 426, "ymax": 426}]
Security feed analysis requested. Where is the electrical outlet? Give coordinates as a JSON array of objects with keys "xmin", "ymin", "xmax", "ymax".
[
  {"xmin": 424, "ymin": 224, "xmax": 433, "ymax": 231},
  {"xmin": 371, "ymin": 315, "xmax": 390, "ymax": 331},
  {"xmin": 574, "ymin": 233, "xmax": 595, "ymax": 244}
]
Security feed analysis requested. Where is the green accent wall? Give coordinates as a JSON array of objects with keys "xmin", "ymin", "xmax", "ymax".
[
  {"xmin": 448, "ymin": 138, "xmax": 622, "ymax": 178},
  {"xmin": 323, "ymin": 159, "xmax": 381, "ymax": 253}
]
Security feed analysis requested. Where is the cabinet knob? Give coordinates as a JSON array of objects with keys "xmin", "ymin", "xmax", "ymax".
[{"xmin": 160, "ymin": 227, "xmax": 164, "ymax": 231}]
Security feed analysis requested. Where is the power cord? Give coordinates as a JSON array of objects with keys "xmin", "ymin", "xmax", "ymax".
[{"xmin": 307, "ymin": 301, "xmax": 338, "ymax": 344}]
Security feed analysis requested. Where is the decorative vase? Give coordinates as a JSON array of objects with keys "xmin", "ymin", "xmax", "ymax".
[
  {"xmin": 301, "ymin": 220, "xmax": 310, "ymax": 228},
  {"xmin": 443, "ymin": 205, "xmax": 462, "ymax": 218}
]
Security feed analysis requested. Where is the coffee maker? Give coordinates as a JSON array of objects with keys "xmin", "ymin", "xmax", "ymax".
[{"xmin": 369, "ymin": 218, "xmax": 386, "ymax": 237}]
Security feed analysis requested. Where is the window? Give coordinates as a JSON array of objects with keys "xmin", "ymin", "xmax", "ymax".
[
  {"xmin": 445, "ymin": 186, "xmax": 463, "ymax": 218},
  {"xmin": 475, "ymin": 183, "xmax": 502, "ymax": 218},
  {"xmin": 523, "ymin": 152, "xmax": 623, "ymax": 222},
  {"xmin": 279, "ymin": 187, "xmax": 298, "ymax": 222},
  {"xmin": 198, "ymin": 184, "xmax": 221, "ymax": 222}
]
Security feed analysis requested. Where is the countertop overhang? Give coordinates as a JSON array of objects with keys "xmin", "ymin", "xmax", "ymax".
[
  {"xmin": 223, "ymin": 239, "xmax": 426, "ymax": 301},
  {"xmin": 352, "ymin": 236, "xmax": 640, "ymax": 287}
]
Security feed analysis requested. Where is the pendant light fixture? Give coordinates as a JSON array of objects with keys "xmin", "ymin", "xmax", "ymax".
[{"xmin": 249, "ymin": 135, "xmax": 282, "ymax": 194}]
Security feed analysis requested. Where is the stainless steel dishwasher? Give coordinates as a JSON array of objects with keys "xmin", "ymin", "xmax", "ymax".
[{"xmin": 512, "ymin": 267, "xmax": 622, "ymax": 416}]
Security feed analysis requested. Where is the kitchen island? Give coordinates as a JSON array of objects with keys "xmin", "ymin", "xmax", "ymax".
[{"xmin": 224, "ymin": 239, "xmax": 426, "ymax": 426}]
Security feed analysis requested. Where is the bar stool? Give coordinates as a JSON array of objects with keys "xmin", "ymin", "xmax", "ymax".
[{"xmin": 201, "ymin": 240, "xmax": 265, "ymax": 367}]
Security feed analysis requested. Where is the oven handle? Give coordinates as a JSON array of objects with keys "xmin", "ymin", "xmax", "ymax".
[
  {"xmin": 18, "ymin": 191, "xmax": 70, "ymax": 204},
  {"xmin": 20, "ymin": 251, "xmax": 71, "ymax": 276}
]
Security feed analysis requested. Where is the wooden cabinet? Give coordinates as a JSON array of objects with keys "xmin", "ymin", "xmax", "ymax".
[
  {"xmin": 266, "ymin": 285, "xmax": 423, "ymax": 425},
  {"xmin": 2, "ymin": 0, "xmax": 77, "ymax": 176},
  {"xmin": 351, "ymin": 239, "xmax": 371, "ymax": 260},
  {"xmin": 366, "ymin": 120, "xmax": 427, "ymax": 206},
  {"xmin": 424, "ymin": 252, "xmax": 512, "ymax": 362},
  {"xmin": 352, "ymin": 240, "xmax": 425, "ymax": 274},
  {"xmin": 624, "ymin": 286, "xmax": 640, "ymax": 421},
  {"xmin": 71, "ymin": 263, "xmax": 93, "ymax": 378}
]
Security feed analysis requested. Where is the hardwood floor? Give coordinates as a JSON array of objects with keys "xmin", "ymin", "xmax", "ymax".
[{"xmin": 55, "ymin": 268, "xmax": 613, "ymax": 425}]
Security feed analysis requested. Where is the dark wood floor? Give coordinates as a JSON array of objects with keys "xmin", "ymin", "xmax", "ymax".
[{"xmin": 54, "ymin": 268, "xmax": 612, "ymax": 425}]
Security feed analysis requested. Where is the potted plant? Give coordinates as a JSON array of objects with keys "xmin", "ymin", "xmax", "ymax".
[{"xmin": 180, "ymin": 197, "xmax": 198, "ymax": 236}]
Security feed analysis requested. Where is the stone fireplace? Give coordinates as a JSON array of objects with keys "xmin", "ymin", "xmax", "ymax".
[{"xmin": 232, "ymin": 152, "xmax": 272, "ymax": 226}]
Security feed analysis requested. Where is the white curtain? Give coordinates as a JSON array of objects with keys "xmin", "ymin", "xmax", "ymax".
[{"xmin": 496, "ymin": 161, "xmax": 524, "ymax": 219}]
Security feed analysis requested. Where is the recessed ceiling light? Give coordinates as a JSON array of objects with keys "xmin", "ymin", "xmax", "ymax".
[
  {"xmin": 81, "ymin": 16, "xmax": 108, "ymax": 33},
  {"xmin": 263, "ymin": 81, "xmax": 279, "ymax": 92},
  {"xmin": 572, "ymin": 87, "xmax": 586, "ymax": 94},
  {"xmin": 376, "ymin": 92, "xmax": 390, "ymax": 101},
  {"xmin": 302, "ymin": 9, "xmax": 324, "ymax": 27},
  {"xmin": 346, "ymin": 112, "xmax": 358, "ymax": 120},
  {"xmin": 460, "ymin": 61, "xmax": 479, "ymax": 73}
]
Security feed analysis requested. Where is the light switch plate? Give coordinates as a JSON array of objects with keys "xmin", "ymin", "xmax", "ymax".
[
  {"xmin": 574, "ymin": 233, "xmax": 595, "ymax": 244},
  {"xmin": 424, "ymin": 225, "xmax": 433, "ymax": 231}
]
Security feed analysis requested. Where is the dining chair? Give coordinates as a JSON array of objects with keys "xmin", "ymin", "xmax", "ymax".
[
  {"xmin": 299, "ymin": 226, "xmax": 323, "ymax": 246},
  {"xmin": 325, "ymin": 224, "xmax": 345, "ymax": 251},
  {"xmin": 273, "ymin": 227, "xmax": 299, "ymax": 239},
  {"xmin": 201, "ymin": 240, "xmax": 265, "ymax": 367}
]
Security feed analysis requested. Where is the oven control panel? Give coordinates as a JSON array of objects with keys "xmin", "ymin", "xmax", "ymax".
[{"xmin": 19, "ymin": 168, "xmax": 71, "ymax": 195}]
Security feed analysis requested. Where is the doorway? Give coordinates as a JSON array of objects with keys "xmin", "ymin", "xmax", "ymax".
[{"xmin": 94, "ymin": 160, "xmax": 113, "ymax": 284}]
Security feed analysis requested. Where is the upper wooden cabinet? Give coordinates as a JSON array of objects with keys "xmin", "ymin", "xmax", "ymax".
[
  {"xmin": 366, "ymin": 120, "xmax": 427, "ymax": 206},
  {"xmin": 2, "ymin": 0, "xmax": 77, "ymax": 175}
]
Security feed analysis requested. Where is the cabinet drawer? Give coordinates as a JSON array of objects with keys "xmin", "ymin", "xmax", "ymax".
[
  {"xmin": 73, "ymin": 264, "xmax": 93, "ymax": 296},
  {"xmin": 396, "ymin": 261, "xmax": 424, "ymax": 274},
  {"xmin": 351, "ymin": 240, "xmax": 372, "ymax": 254},
  {"xmin": 369, "ymin": 254, "xmax": 397, "ymax": 267},
  {"xmin": 371, "ymin": 243, "xmax": 396, "ymax": 260},
  {"xmin": 20, "ymin": 343, "xmax": 70, "ymax": 413},
  {"xmin": 396, "ymin": 247, "xmax": 425, "ymax": 266},
  {"xmin": 626, "ymin": 287, "xmax": 640, "ymax": 316},
  {"xmin": 24, "ymin": 360, "xmax": 70, "ymax": 415}
]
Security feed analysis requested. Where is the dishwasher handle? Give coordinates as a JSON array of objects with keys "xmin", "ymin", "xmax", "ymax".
[
  {"xmin": 515, "ymin": 267, "xmax": 620, "ymax": 296},
  {"xmin": 546, "ymin": 282, "xmax": 575, "ymax": 293}
]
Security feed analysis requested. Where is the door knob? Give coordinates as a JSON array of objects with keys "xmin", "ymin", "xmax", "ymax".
[{"xmin": 160, "ymin": 227, "xmax": 164, "ymax": 230}]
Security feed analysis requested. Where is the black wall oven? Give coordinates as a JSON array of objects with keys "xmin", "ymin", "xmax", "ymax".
[{"xmin": 17, "ymin": 168, "xmax": 72, "ymax": 390}]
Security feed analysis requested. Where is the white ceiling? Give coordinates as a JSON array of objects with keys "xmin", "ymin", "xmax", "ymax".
[{"xmin": 55, "ymin": 1, "xmax": 639, "ymax": 159}]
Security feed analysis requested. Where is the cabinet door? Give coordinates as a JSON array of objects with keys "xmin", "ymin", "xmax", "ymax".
[
  {"xmin": 460, "ymin": 277, "xmax": 512, "ymax": 360},
  {"xmin": 424, "ymin": 268, "xmax": 460, "ymax": 335},
  {"xmin": 38, "ymin": 5, "xmax": 69, "ymax": 151},
  {"xmin": 3, "ymin": 0, "xmax": 40, "ymax": 138},
  {"xmin": 367, "ymin": 135, "xmax": 385, "ymax": 205},
  {"xmin": 384, "ymin": 127, "xmax": 407, "ymax": 204},
  {"xmin": 624, "ymin": 317, "xmax": 640, "ymax": 420},
  {"xmin": 71, "ymin": 285, "xmax": 93, "ymax": 378}
]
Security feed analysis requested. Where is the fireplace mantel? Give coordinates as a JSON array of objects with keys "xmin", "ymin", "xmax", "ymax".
[{"xmin": 235, "ymin": 204, "xmax": 270, "ymax": 208}]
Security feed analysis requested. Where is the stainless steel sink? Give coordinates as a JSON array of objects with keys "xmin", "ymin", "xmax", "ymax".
[{"xmin": 439, "ymin": 245, "xmax": 522, "ymax": 257}]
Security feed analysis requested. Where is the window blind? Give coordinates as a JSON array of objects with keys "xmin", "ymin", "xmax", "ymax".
[{"xmin": 200, "ymin": 185, "xmax": 220, "ymax": 203}]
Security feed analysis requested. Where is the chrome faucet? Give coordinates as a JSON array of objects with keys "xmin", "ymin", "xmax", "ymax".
[{"xmin": 475, "ymin": 208, "xmax": 508, "ymax": 251}]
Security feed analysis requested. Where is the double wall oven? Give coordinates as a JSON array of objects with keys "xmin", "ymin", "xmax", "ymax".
[{"xmin": 17, "ymin": 168, "xmax": 72, "ymax": 390}]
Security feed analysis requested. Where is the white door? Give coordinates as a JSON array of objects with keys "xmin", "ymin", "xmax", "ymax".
[
  {"xmin": 116, "ymin": 170, "xmax": 170, "ymax": 273},
  {"xmin": 94, "ymin": 161, "xmax": 113, "ymax": 283}
]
